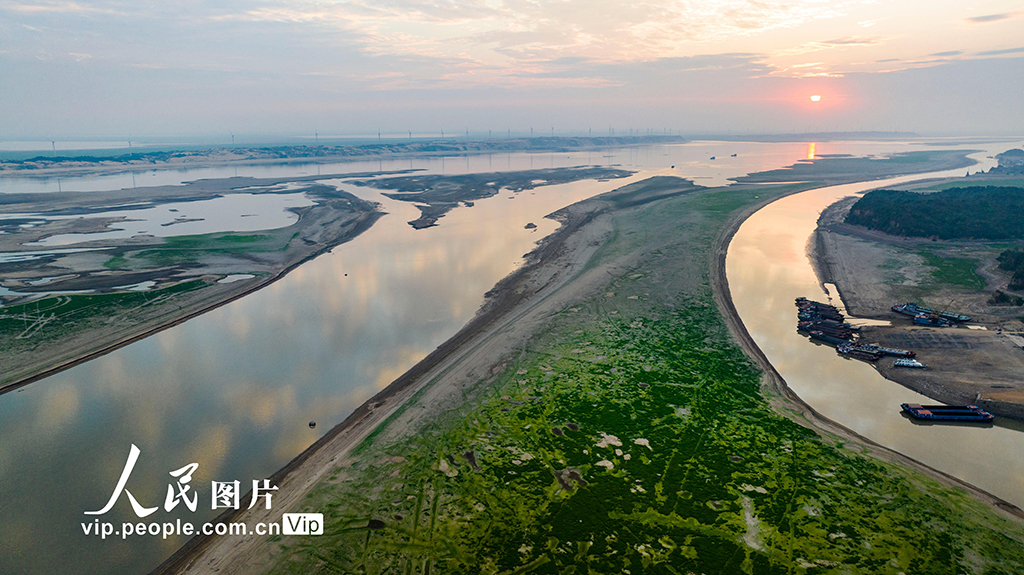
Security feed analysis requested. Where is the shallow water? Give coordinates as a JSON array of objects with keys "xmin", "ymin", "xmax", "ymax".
[
  {"xmin": 726, "ymin": 144, "xmax": 1024, "ymax": 508},
  {"xmin": 0, "ymin": 140, "xmax": 1011, "ymax": 574},
  {"xmin": 22, "ymin": 192, "xmax": 314, "ymax": 247}
]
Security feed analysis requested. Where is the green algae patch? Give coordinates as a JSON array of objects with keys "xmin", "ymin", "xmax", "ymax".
[{"xmin": 268, "ymin": 177, "xmax": 1024, "ymax": 575}]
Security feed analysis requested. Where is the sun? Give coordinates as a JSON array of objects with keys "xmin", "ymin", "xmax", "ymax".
[{"xmin": 810, "ymin": 94, "xmax": 822, "ymax": 102}]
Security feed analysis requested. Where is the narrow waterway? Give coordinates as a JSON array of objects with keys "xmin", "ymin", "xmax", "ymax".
[{"xmin": 726, "ymin": 146, "xmax": 1024, "ymax": 509}]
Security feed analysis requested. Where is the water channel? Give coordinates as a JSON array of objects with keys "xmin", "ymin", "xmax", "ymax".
[{"xmin": 727, "ymin": 144, "xmax": 1024, "ymax": 510}]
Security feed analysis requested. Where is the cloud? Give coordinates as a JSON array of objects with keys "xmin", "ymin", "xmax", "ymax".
[
  {"xmin": 976, "ymin": 46, "xmax": 1024, "ymax": 56},
  {"xmin": 929, "ymin": 50, "xmax": 963, "ymax": 57},
  {"xmin": 820, "ymin": 36, "xmax": 880, "ymax": 46},
  {"xmin": 965, "ymin": 12, "xmax": 1016, "ymax": 23}
]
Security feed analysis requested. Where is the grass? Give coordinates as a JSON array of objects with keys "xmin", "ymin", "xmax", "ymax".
[
  {"xmin": 102, "ymin": 256, "xmax": 130, "ymax": 270},
  {"xmin": 917, "ymin": 251, "xmax": 987, "ymax": 290},
  {"xmin": 0, "ymin": 280, "xmax": 208, "ymax": 380},
  {"xmin": 266, "ymin": 179, "xmax": 1024, "ymax": 574},
  {"xmin": 136, "ymin": 233, "xmax": 282, "ymax": 266}
]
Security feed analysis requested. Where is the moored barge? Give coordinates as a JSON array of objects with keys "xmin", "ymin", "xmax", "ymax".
[
  {"xmin": 901, "ymin": 403, "xmax": 993, "ymax": 422},
  {"xmin": 892, "ymin": 302, "xmax": 970, "ymax": 323}
]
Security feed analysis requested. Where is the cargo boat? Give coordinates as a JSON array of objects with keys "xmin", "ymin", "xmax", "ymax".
[
  {"xmin": 913, "ymin": 313, "xmax": 954, "ymax": 328},
  {"xmin": 837, "ymin": 343, "xmax": 882, "ymax": 361},
  {"xmin": 860, "ymin": 344, "xmax": 915, "ymax": 358},
  {"xmin": 807, "ymin": 331, "xmax": 850, "ymax": 346},
  {"xmin": 901, "ymin": 403, "xmax": 993, "ymax": 422},
  {"xmin": 798, "ymin": 322, "xmax": 855, "ymax": 338},
  {"xmin": 892, "ymin": 303, "xmax": 970, "ymax": 323}
]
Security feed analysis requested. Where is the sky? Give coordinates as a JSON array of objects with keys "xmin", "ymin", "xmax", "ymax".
[{"xmin": 1, "ymin": 0, "xmax": 1023, "ymax": 139}]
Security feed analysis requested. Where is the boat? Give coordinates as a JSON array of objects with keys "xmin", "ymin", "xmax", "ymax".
[
  {"xmin": 859, "ymin": 344, "xmax": 915, "ymax": 358},
  {"xmin": 836, "ymin": 343, "xmax": 882, "ymax": 361},
  {"xmin": 913, "ymin": 313, "xmax": 954, "ymax": 328},
  {"xmin": 892, "ymin": 302, "xmax": 970, "ymax": 323},
  {"xmin": 901, "ymin": 403, "xmax": 993, "ymax": 422},
  {"xmin": 807, "ymin": 330, "xmax": 850, "ymax": 346},
  {"xmin": 893, "ymin": 358, "xmax": 926, "ymax": 368},
  {"xmin": 802, "ymin": 324, "xmax": 855, "ymax": 340}
]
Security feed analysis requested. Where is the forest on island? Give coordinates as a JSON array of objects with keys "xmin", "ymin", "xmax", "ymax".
[{"xmin": 845, "ymin": 186, "xmax": 1024, "ymax": 240}]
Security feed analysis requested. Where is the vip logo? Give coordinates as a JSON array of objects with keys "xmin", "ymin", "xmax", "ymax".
[{"xmin": 282, "ymin": 513, "xmax": 324, "ymax": 536}]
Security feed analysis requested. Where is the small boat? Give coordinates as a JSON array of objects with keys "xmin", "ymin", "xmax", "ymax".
[
  {"xmin": 901, "ymin": 403, "xmax": 993, "ymax": 422},
  {"xmin": 893, "ymin": 358, "xmax": 926, "ymax": 368}
]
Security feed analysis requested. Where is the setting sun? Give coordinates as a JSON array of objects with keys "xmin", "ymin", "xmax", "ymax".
[{"xmin": 810, "ymin": 94, "xmax": 822, "ymax": 102}]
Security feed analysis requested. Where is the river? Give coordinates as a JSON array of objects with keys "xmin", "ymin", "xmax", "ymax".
[
  {"xmin": 1, "ymin": 139, "xmax": 1017, "ymax": 574},
  {"xmin": 726, "ymin": 144, "xmax": 1024, "ymax": 510}
]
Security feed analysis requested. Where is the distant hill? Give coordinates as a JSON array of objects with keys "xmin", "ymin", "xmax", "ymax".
[{"xmin": 844, "ymin": 186, "xmax": 1024, "ymax": 240}]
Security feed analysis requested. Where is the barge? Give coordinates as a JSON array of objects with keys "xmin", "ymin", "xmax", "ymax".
[
  {"xmin": 901, "ymin": 403, "xmax": 993, "ymax": 422},
  {"xmin": 837, "ymin": 343, "xmax": 882, "ymax": 361},
  {"xmin": 892, "ymin": 302, "xmax": 970, "ymax": 323},
  {"xmin": 860, "ymin": 344, "xmax": 915, "ymax": 358}
]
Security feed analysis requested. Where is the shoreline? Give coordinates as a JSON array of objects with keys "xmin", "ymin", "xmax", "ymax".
[
  {"xmin": 0, "ymin": 136, "xmax": 683, "ymax": 180},
  {"xmin": 154, "ymin": 171, "xmax": 1022, "ymax": 574}
]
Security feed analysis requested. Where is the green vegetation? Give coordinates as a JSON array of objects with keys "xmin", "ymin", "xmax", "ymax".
[
  {"xmin": 136, "ymin": 233, "xmax": 280, "ymax": 266},
  {"xmin": 988, "ymin": 291, "xmax": 1024, "ymax": 306},
  {"xmin": 998, "ymin": 249, "xmax": 1024, "ymax": 290},
  {"xmin": 845, "ymin": 186, "xmax": 1024, "ymax": 240},
  {"xmin": 269, "ymin": 179, "xmax": 1024, "ymax": 575},
  {"xmin": 917, "ymin": 251, "xmax": 986, "ymax": 290},
  {"xmin": 102, "ymin": 255, "xmax": 130, "ymax": 270},
  {"xmin": 0, "ymin": 280, "xmax": 206, "ymax": 358}
]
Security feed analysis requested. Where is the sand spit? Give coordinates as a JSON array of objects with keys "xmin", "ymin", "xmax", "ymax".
[{"xmin": 152, "ymin": 176, "xmax": 705, "ymax": 575}]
